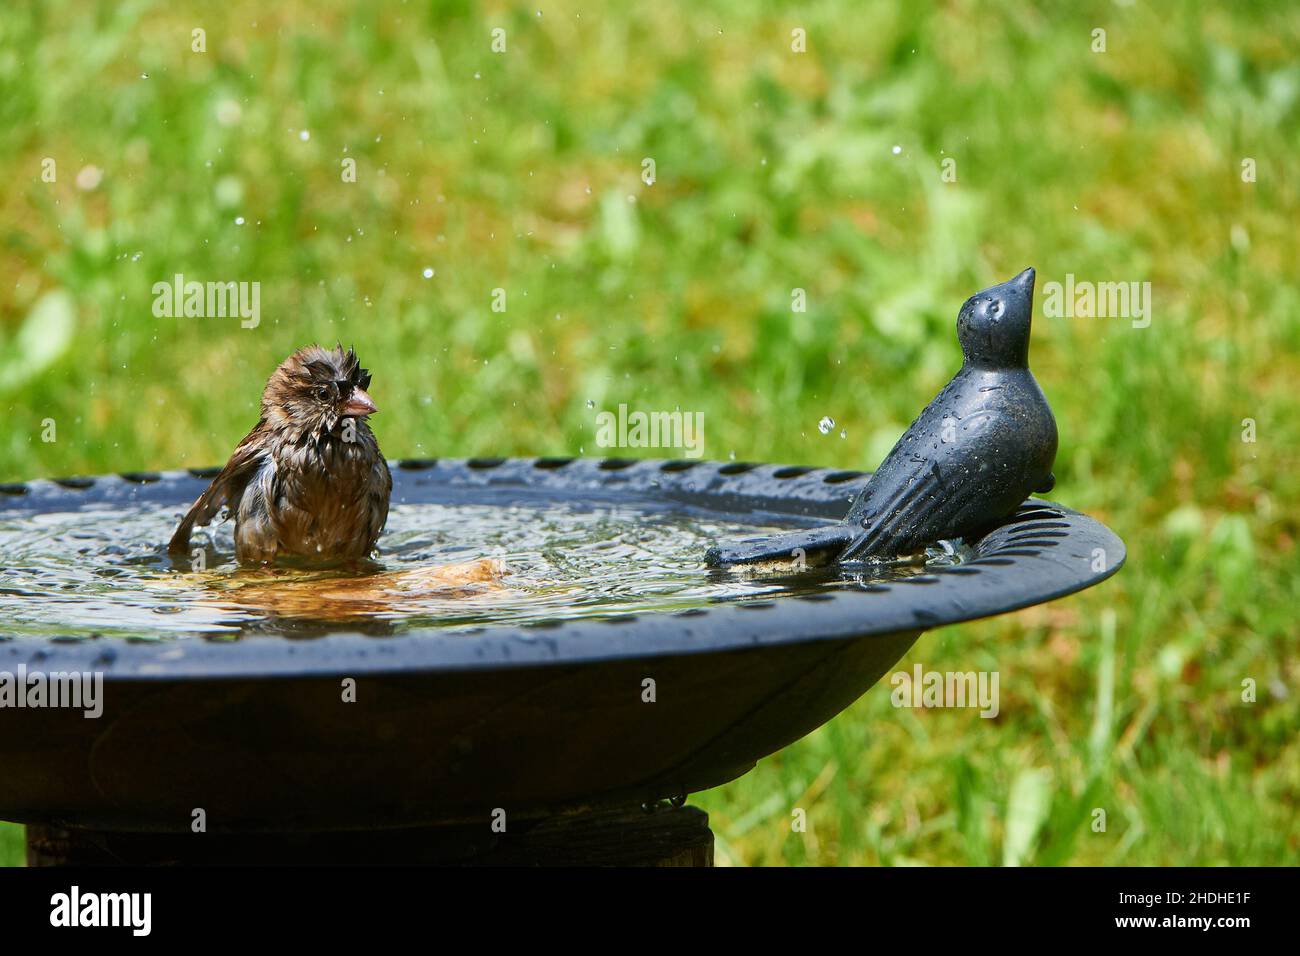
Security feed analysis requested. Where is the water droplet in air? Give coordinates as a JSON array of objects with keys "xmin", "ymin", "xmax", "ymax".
[
  {"xmin": 818, "ymin": 416, "xmax": 835, "ymax": 435},
  {"xmin": 234, "ymin": 216, "xmax": 245, "ymax": 225},
  {"xmin": 586, "ymin": 400, "xmax": 595, "ymax": 409},
  {"xmin": 422, "ymin": 267, "xmax": 434, "ymax": 279},
  {"xmin": 299, "ymin": 130, "xmax": 311, "ymax": 141},
  {"xmin": 891, "ymin": 145, "xmax": 902, "ymax": 155}
]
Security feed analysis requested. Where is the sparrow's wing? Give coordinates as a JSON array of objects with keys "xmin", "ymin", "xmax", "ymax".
[
  {"xmin": 167, "ymin": 423, "xmax": 272, "ymax": 555},
  {"xmin": 365, "ymin": 455, "xmax": 392, "ymax": 551}
]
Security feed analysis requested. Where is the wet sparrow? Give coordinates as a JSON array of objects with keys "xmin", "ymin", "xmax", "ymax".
[{"xmin": 168, "ymin": 344, "xmax": 392, "ymax": 565}]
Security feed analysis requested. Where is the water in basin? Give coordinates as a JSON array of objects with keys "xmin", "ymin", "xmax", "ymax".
[{"xmin": 0, "ymin": 499, "xmax": 968, "ymax": 640}]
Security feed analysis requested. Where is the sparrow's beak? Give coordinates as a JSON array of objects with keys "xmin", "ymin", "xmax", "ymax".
[{"xmin": 342, "ymin": 388, "xmax": 378, "ymax": 417}]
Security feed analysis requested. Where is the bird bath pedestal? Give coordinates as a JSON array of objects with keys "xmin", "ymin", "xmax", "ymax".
[{"xmin": 24, "ymin": 804, "xmax": 715, "ymax": 866}]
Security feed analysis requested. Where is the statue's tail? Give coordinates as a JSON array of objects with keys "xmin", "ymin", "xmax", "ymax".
[{"xmin": 705, "ymin": 525, "xmax": 854, "ymax": 568}]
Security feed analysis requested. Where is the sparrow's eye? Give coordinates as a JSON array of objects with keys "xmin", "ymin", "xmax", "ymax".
[{"xmin": 314, "ymin": 385, "xmax": 333, "ymax": 402}]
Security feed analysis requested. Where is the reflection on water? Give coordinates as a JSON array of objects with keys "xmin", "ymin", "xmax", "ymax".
[{"xmin": 0, "ymin": 500, "xmax": 968, "ymax": 640}]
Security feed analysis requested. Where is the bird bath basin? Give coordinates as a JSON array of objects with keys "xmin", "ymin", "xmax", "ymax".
[{"xmin": 0, "ymin": 457, "xmax": 1123, "ymax": 864}]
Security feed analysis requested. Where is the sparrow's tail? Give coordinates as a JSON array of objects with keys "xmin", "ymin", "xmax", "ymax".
[
  {"xmin": 167, "ymin": 514, "xmax": 197, "ymax": 555},
  {"xmin": 705, "ymin": 525, "xmax": 855, "ymax": 568}
]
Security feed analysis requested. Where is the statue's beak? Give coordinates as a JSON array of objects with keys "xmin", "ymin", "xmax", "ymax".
[{"xmin": 1013, "ymin": 267, "xmax": 1036, "ymax": 295}]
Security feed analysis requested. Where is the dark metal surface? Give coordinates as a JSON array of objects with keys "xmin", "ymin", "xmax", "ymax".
[
  {"xmin": 4, "ymin": 625, "xmax": 919, "ymax": 830},
  {"xmin": 0, "ymin": 457, "xmax": 1123, "ymax": 832}
]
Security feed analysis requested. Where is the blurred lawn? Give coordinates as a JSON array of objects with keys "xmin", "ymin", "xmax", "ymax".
[{"xmin": 1, "ymin": 0, "xmax": 1297, "ymax": 865}]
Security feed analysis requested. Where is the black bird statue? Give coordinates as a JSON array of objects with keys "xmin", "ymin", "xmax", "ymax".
[{"xmin": 706, "ymin": 268, "xmax": 1057, "ymax": 567}]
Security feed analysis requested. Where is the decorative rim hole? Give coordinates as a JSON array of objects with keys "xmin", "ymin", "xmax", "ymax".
[
  {"xmin": 467, "ymin": 457, "xmax": 506, "ymax": 469},
  {"xmin": 772, "ymin": 466, "xmax": 814, "ymax": 479},
  {"xmin": 188, "ymin": 466, "xmax": 222, "ymax": 478},
  {"xmin": 823, "ymin": 470, "xmax": 866, "ymax": 484},
  {"xmin": 398, "ymin": 459, "xmax": 437, "ymax": 470},
  {"xmin": 54, "ymin": 477, "xmax": 94, "ymax": 490},
  {"xmin": 660, "ymin": 460, "xmax": 699, "ymax": 472},
  {"xmin": 718, "ymin": 462, "xmax": 757, "ymax": 475},
  {"xmin": 1013, "ymin": 509, "xmax": 1064, "ymax": 522},
  {"xmin": 598, "ymin": 458, "xmax": 637, "ymax": 471},
  {"xmin": 1014, "ymin": 521, "xmax": 1071, "ymax": 531},
  {"xmin": 119, "ymin": 472, "xmax": 161, "ymax": 484},
  {"xmin": 737, "ymin": 601, "xmax": 777, "ymax": 610},
  {"xmin": 0, "ymin": 483, "xmax": 29, "ymax": 496},
  {"xmin": 1006, "ymin": 530, "xmax": 1068, "ymax": 541},
  {"xmin": 533, "ymin": 457, "xmax": 574, "ymax": 469}
]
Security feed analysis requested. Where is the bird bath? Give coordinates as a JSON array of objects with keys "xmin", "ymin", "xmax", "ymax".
[{"xmin": 0, "ymin": 456, "xmax": 1123, "ymax": 864}]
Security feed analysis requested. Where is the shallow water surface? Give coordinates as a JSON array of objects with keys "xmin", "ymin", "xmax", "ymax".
[{"xmin": 0, "ymin": 500, "xmax": 964, "ymax": 640}]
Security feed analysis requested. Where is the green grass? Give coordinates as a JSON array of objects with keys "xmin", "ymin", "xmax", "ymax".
[{"xmin": 1, "ymin": 0, "xmax": 1297, "ymax": 865}]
